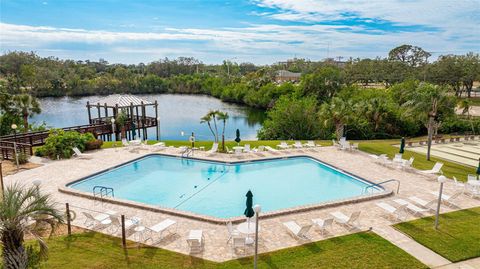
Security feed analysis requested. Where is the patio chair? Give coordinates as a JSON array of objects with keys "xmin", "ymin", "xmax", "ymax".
[
  {"xmin": 265, "ymin": 146, "xmax": 279, "ymax": 152},
  {"xmin": 187, "ymin": 230, "xmax": 204, "ymax": 254},
  {"xmin": 429, "ymin": 190, "xmax": 462, "ymax": 207},
  {"xmin": 82, "ymin": 211, "xmax": 116, "ymax": 229},
  {"xmin": 376, "ymin": 202, "xmax": 407, "ymax": 220},
  {"xmin": 453, "ymin": 176, "xmax": 466, "ymax": 192},
  {"xmin": 151, "ymin": 142, "xmax": 167, "ymax": 152},
  {"xmin": 311, "ymin": 218, "xmax": 333, "ymax": 234},
  {"xmin": 244, "ymin": 144, "xmax": 251, "ymax": 153},
  {"xmin": 304, "ymin": 141, "xmax": 318, "ymax": 148},
  {"xmin": 145, "ymin": 219, "xmax": 177, "ymax": 243},
  {"xmin": 419, "ymin": 162, "xmax": 443, "ymax": 175},
  {"xmin": 468, "ymin": 174, "xmax": 478, "ymax": 181},
  {"xmin": 402, "ymin": 157, "xmax": 414, "ymax": 170},
  {"xmin": 72, "ymin": 147, "xmax": 93, "ymax": 159},
  {"xmin": 351, "ymin": 143, "xmax": 359, "ymax": 151},
  {"xmin": 108, "ymin": 215, "xmax": 141, "ymax": 234},
  {"xmin": 293, "ymin": 141, "xmax": 303, "ymax": 149},
  {"xmin": 226, "ymin": 221, "xmax": 240, "ymax": 243},
  {"xmin": 276, "ymin": 141, "xmax": 290, "ymax": 150},
  {"xmin": 393, "ymin": 199, "xmax": 428, "ymax": 216},
  {"xmin": 408, "ymin": 196, "xmax": 436, "ymax": 211},
  {"xmin": 330, "ymin": 211, "xmax": 361, "ymax": 229},
  {"xmin": 283, "ymin": 221, "xmax": 312, "ymax": 240}
]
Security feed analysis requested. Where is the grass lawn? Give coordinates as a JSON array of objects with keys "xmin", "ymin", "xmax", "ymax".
[
  {"xmin": 358, "ymin": 139, "xmax": 477, "ymax": 181},
  {"xmin": 34, "ymin": 231, "xmax": 426, "ymax": 269},
  {"xmin": 395, "ymin": 207, "xmax": 480, "ymax": 262}
]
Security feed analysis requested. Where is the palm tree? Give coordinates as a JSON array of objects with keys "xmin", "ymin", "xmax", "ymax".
[
  {"xmin": 216, "ymin": 111, "xmax": 229, "ymax": 151},
  {"xmin": 458, "ymin": 99, "xmax": 475, "ymax": 134},
  {"xmin": 210, "ymin": 110, "xmax": 220, "ymax": 142},
  {"xmin": 200, "ymin": 112, "xmax": 217, "ymax": 142},
  {"xmin": 403, "ymin": 83, "xmax": 453, "ymax": 160},
  {"xmin": 12, "ymin": 94, "xmax": 41, "ymax": 133},
  {"xmin": 0, "ymin": 184, "xmax": 64, "ymax": 268},
  {"xmin": 320, "ymin": 97, "xmax": 352, "ymax": 140}
]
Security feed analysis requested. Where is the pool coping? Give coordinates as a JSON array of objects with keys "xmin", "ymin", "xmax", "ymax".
[{"xmin": 59, "ymin": 153, "xmax": 393, "ymax": 224}]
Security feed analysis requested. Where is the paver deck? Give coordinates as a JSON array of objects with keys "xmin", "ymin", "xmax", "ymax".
[{"xmin": 5, "ymin": 145, "xmax": 480, "ymax": 262}]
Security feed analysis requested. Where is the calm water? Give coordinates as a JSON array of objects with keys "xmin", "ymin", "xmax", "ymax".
[
  {"xmin": 32, "ymin": 94, "xmax": 265, "ymax": 140},
  {"xmin": 69, "ymin": 155, "xmax": 380, "ymax": 218}
]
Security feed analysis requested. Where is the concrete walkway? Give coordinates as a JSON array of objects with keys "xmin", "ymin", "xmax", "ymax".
[
  {"xmin": 374, "ymin": 225, "xmax": 451, "ymax": 268},
  {"xmin": 435, "ymin": 257, "xmax": 480, "ymax": 269}
]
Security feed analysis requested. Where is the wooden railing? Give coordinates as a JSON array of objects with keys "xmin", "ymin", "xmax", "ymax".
[{"xmin": 0, "ymin": 141, "xmax": 33, "ymax": 160}]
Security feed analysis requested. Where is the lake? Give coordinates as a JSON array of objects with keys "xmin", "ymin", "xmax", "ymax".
[{"xmin": 32, "ymin": 94, "xmax": 265, "ymax": 141}]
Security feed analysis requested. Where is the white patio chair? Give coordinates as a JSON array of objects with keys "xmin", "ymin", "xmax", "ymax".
[
  {"xmin": 420, "ymin": 162, "xmax": 443, "ymax": 175},
  {"xmin": 311, "ymin": 218, "xmax": 333, "ymax": 234},
  {"xmin": 72, "ymin": 147, "xmax": 93, "ymax": 159},
  {"xmin": 402, "ymin": 157, "xmax": 414, "ymax": 170},
  {"xmin": 468, "ymin": 174, "xmax": 478, "ymax": 182},
  {"xmin": 145, "ymin": 219, "xmax": 177, "ymax": 243},
  {"xmin": 206, "ymin": 143, "xmax": 219, "ymax": 156},
  {"xmin": 408, "ymin": 196, "xmax": 436, "ymax": 211},
  {"xmin": 393, "ymin": 199, "xmax": 428, "ymax": 216},
  {"xmin": 429, "ymin": 190, "xmax": 462, "ymax": 207},
  {"xmin": 187, "ymin": 230, "xmax": 204, "ymax": 254},
  {"xmin": 276, "ymin": 141, "xmax": 290, "ymax": 150},
  {"xmin": 108, "ymin": 216, "xmax": 141, "ymax": 235},
  {"xmin": 226, "ymin": 221, "xmax": 240, "ymax": 243},
  {"xmin": 330, "ymin": 211, "xmax": 361, "ymax": 229},
  {"xmin": 244, "ymin": 144, "xmax": 251, "ymax": 153},
  {"xmin": 304, "ymin": 141, "xmax": 318, "ymax": 148},
  {"xmin": 376, "ymin": 202, "xmax": 407, "ymax": 220},
  {"xmin": 283, "ymin": 221, "xmax": 312, "ymax": 239},
  {"xmin": 293, "ymin": 141, "xmax": 303, "ymax": 149},
  {"xmin": 151, "ymin": 142, "xmax": 167, "ymax": 152},
  {"xmin": 453, "ymin": 176, "xmax": 466, "ymax": 192}
]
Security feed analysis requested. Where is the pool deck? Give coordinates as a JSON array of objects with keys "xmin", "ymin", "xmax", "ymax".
[{"xmin": 5, "ymin": 145, "xmax": 480, "ymax": 262}]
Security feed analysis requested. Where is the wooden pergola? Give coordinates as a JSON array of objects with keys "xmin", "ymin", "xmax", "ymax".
[{"xmin": 87, "ymin": 95, "xmax": 159, "ymax": 141}]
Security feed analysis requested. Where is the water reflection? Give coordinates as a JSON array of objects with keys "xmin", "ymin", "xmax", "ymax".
[{"xmin": 32, "ymin": 94, "xmax": 266, "ymax": 140}]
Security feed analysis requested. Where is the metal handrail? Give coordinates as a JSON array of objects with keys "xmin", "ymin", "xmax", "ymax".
[
  {"xmin": 181, "ymin": 147, "xmax": 193, "ymax": 158},
  {"xmin": 93, "ymin": 186, "xmax": 115, "ymax": 199},
  {"xmin": 364, "ymin": 179, "xmax": 400, "ymax": 194}
]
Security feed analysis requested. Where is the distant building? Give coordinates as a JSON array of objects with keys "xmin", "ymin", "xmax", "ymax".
[{"xmin": 275, "ymin": 70, "xmax": 301, "ymax": 83}]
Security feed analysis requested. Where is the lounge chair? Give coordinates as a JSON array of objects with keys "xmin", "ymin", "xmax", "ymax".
[
  {"xmin": 468, "ymin": 174, "xmax": 478, "ymax": 181},
  {"xmin": 351, "ymin": 143, "xmax": 359, "ymax": 151},
  {"xmin": 206, "ymin": 143, "xmax": 219, "ymax": 156},
  {"xmin": 72, "ymin": 147, "xmax": 93, "ymax": 159},
  {"xmin": 151, "ymin": 142, "xmax": 167, "ymax": 152},
  {"xmin": 376, "ymin": 202, "xmax": 407, "ymax": 220},
  {"xmin": 453, "ymin": 176, "xmax": 466, "ymax": 192},
  {"xmin": 244, "ymin": 144, "xmax": 251, "ymax": 153},
  {"xmin": 393, "ymin": 199, "xmax": 428, "ymax": 216},
  {"xmin": 108, "ymin": 216, "xmax": 141, "ymax": 234},
  {"xmin": 419, "ymin": 162, "xmax": 443, "ymax": 175},
  {"xmin": 408, "ymin": 196, "xmax": 436, "ymax": 211},
  {"xmin": 187, "ymin": 230, "xmax": 204, "ymax": 254},
  {"xmin": 145, "ymin": 219, "xmax": 177, "ymax": 243},
  {"xmin": 265, "ymin": 146, "xmax": 279, "ymax": 153},
  {"xmin": 293, "ymin": 141, "xmax": 303, "ymax": 149},
  {"xmin": 226, "ymin": 221, "xmax": 240, "ymax": 243},
  {"xmin": 311, "ymin": 218, "xmax": 333, "ymax": 234},
  {"xmin": 283, "ymin": 221, "xmax": 312, "ymax": 239},
  {"xmin": 82, "ymin": 210, "xmax": 117, "ymax": 229},
  {"xmin": 429, "ymin": 190, "xmax": 462, "ymax": 207},
  {"xmin": 276, "ymin": 141, "xmax": 290, "ymax": 150},
  {"xmin": 304, "ymin": 141, "xmax": 318, "ymax": 148},
  {"xmin": 330, "ymin": 211, "xmax": 361, "ymax": 229},
  {"xmin": 402, "ymin": 157, "xmax": 414, "ymax": 170}
]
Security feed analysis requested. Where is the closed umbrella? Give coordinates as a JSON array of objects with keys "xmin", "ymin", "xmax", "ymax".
[
  {"xmin": 244, "ymin": 190, "xmax": 254, "ymax": 219},
  {"xmin": 235, "ymin": 129, "xmax": 241, "ymax": 145},
  {"xmin": 399, "ymin": 137, "xmax": 405, "ymax": 154},
  {"xmin": 131, "ymin": 121, "xmax": 136, "ymax": 139}
]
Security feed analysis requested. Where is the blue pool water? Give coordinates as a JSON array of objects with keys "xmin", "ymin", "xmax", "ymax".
[{"xmin": 68, "ymin": 155, "xmax": 380, "ymax": 218}]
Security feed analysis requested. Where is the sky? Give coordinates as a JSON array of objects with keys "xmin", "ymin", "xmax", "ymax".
[{"xmin": 0, "ymin": 0, "xmax": 479, "ymax": 64}]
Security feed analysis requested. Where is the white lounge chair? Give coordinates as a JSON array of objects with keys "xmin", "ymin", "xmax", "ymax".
[
  {"xmin": 244, "ymin": 144, "xmax": 251, "ymax": 153},
  {"xmin": 265, "ymin": 146, "xmax": 279, "ymax": 153},
  {"xmin": 393, "ymin": 199, "xmax": 428, "ymax": 216},
  {"xmin": 108, "ymin": 216, "xmax": 141, "ymax": 234},
  {"xmin": 293, "ymin": 141, "xmax": 303, "ymax": 149},
  {"xmin": 330, "ymin": 211, "xmax": 361, "ymax": 229},
  {"xmin": 206, "ymin": 143, "xmax": 219, "ymax": 156},
  {"xmin": 226, "ymin": 221, "xmax": 240, "ymax": 243},
  {"xmin": 187, "ymin": 230, "xmax": 204, "ymax": 254},
  {"xmin": 72, "ymin": 147, "xmax": 93, "ymax": 159},
  {"xmin": 145, "ymin": 219, "xmax": 177, "ymax": 243},
  {"xmin": 304, "ymin": 141, "xmax": 318, "ymax": 148},
  {"xmin": 151, "ymin": 142, "xmax": 167, "ymax": 152},
  {"xmin": 408, "ymin": 196, "xmax": 436, "ymax": 211},
  {"xmin": 311, "ymin": 218, "xmax": 333, "ymax": 234},
  {"xmin": 468, "ymin": 174, "xmax": 478, "ymax": 181},
  {"xmin": 351, "ymin": 143, "xmax": 359, "ymax": 151},
  {"xmin": 429, "ymin": 190, "xmax": 462, "ymax": 207},
  {"xmin": 376, "ymin": 202, "xmax": 407, "ymax": 220},
  {"xmin": 276, "ymin": 141, "xmax": 290, "ymax": 150},
  {"xmin": 82, "ymin": 210, "xmax": 117, "ymax": 229},
  {"xmin": 402, "ymin": 157, "xmax": 414, "ymax": 170},
  {"xmin": 283, "ymin": 221, "xmax": 312, "ymax": 239},
  {"xmin": 420, "ymin": 162, "xmax": 443, "ymax": 175},
  {"xmin": 453, "ymin": 176, "xmax": 466, "ymax": 192}
]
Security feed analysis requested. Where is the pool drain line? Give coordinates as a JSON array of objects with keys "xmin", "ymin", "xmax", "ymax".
[{"xmin": 173, "ymin": 166, "xmax": 230, "ymax": 209}]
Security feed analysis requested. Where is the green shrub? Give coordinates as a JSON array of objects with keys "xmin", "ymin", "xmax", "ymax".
[
  {"xmin": 85, "ymin": 139, "xmax": 103, "ymax": 150},
  {"xmin": 15, "ymin": 152, "xmax": 29, "ymax": 164},
  {"xmin": 35, "ymin": 129, "xmax": 96, "ymax": 159}
]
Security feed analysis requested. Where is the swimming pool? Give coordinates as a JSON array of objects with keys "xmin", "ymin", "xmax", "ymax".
[{"xmin": 67, "ymin": 155, "xmax": 384, "ymax": 220}]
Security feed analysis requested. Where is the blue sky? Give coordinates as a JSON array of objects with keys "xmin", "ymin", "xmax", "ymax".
[{"xmin": 1, "ymin": 0, "xmax": 479, "ymax": 64}]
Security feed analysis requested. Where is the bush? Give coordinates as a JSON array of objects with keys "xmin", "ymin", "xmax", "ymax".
[
  {"xmin": 35, "ymin": 129, "xmax": 96, "ymax": 159},
  {"xmin": 15, "ymin": 152, "xmax": 29, "ymax": 164},
  {"xmin": 85, "ymin": 139, "xmax": 103, "ymax": 150}
]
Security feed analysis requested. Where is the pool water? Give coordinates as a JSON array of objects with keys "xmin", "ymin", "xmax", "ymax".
[{"xmin": 69, "ymin": 155, "xmax": 380, "ymax": 218}]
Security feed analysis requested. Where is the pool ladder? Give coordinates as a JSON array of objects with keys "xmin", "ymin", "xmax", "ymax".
[
  {"xmin": 93, "ymin": 186, "xmax": 115, "ymax": 205},
  {"xmin": 181, "ymin": 147, "xmax": 193, "ymax": 158},
  {"xmin": 364, "ymin": 179, "xmax": 400, "ymax": 194}
]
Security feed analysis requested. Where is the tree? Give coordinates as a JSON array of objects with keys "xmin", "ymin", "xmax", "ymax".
[
  {"xmin": 319, "ymin": 96, "xmax": 353, "ymax": 140},
  {"xmin": 258, "ymin": 95, "xmax": 321, "ymax": 140},
  {"xmin": 0, "ymin": 184, "xmax": 64, "ymax": 268},
  {"xmin": 12, "ymin": 93, "xmax": 41, "ymax": 133},
  {"xmin": 388, "ymin": 45, "xmax": 431, "ymax": 67},
  {"xmin": 402, "ymin": 83, "xmax": 454, "ymax": 160},
  {"xmin": 216, "ymin": 111, "xmax": 229, "ymax": 151},
  {"xmin": 300, "ymin": 66, "xmax": 343, "ymax": 102},
  {"xmin": 200, "ymin": 111, "xmax": 218, "ymax": 142}
]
